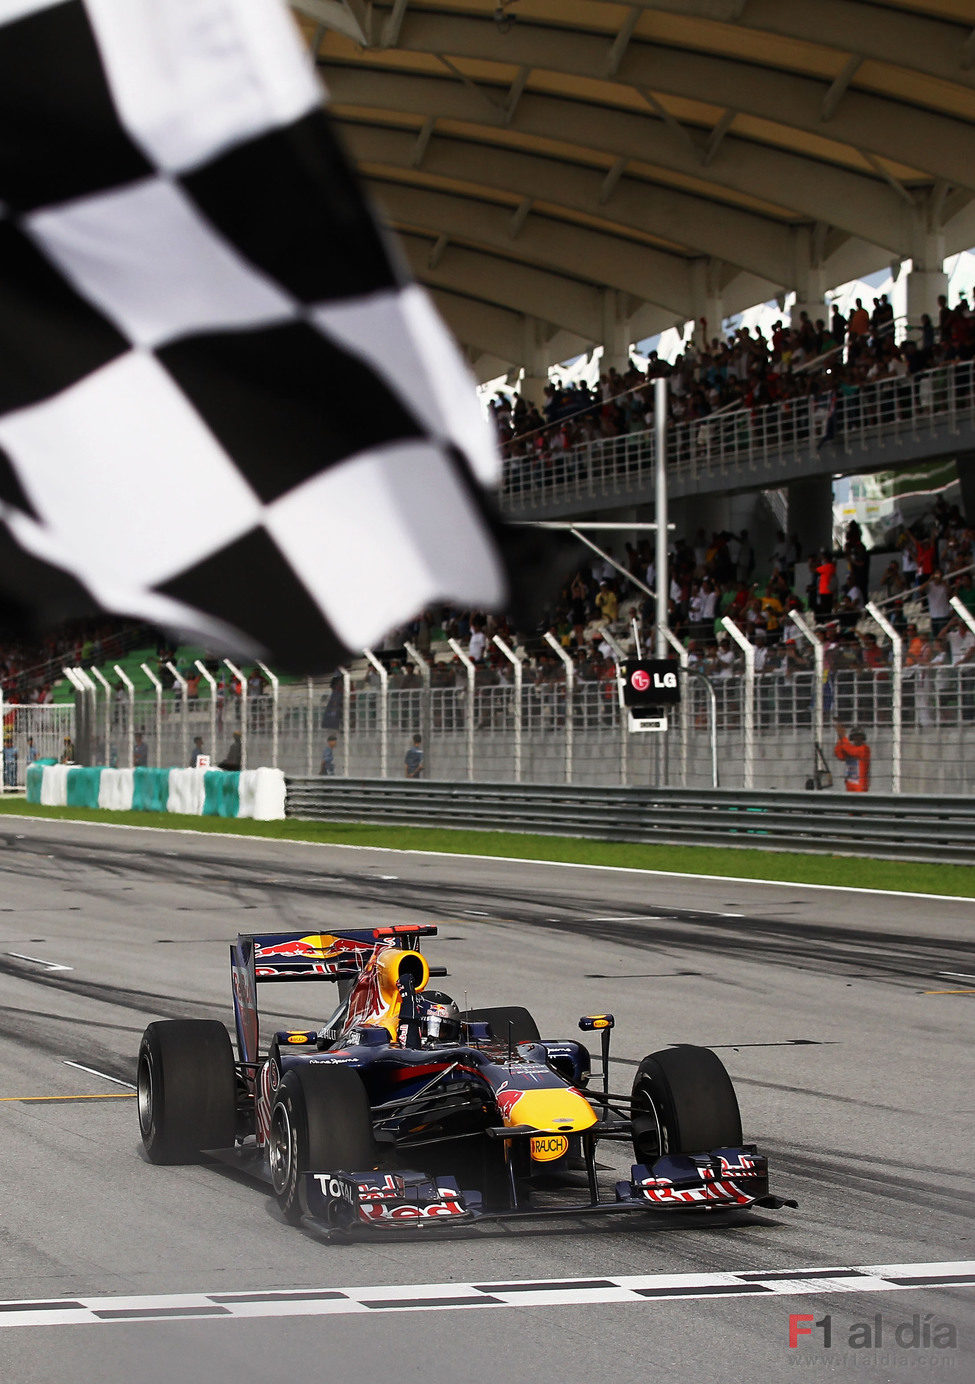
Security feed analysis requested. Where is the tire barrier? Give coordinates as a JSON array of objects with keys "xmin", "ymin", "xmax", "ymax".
[{"xmin": 26, "ymin": 764, "xmax": 286, "ymax": 821}]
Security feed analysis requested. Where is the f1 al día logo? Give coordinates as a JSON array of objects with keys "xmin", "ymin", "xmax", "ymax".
[{"xmin": 789, "ymin": 1311, "xmax": 958, "ymax": 1353}]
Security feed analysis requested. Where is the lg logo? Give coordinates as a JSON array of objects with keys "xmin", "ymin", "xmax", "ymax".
[{"xmin": 631, "ymin": 669, "xmax": 677, "ymax": 691}]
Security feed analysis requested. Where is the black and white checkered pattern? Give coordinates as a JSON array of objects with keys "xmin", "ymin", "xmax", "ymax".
[{"xmin": 0, "ymin": 0, "xmax": 506, "ymax": 669}]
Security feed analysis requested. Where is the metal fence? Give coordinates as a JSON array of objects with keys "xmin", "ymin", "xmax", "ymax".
[
  {"xmin": 500, "ymin": 356, "xmax": 975, "ymax": 511},
  {"xmin": 0, "ymin": 703, "xmax": 75, "ymax": 787},
  {"xmin": 22, "ymin": 662, "xmax": 975, "ymax": 797},
  {"xmin": 284, "ymin": 781, "xmax": 975, "ymax": 865}
]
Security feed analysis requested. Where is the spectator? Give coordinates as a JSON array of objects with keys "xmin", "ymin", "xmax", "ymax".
[
  {"xmin": 926, "ymin": 569, "xmax": 952, "ymax": 636},
  {"xmin": 320, "ymin": 734, "xmax": 338, "ymax": 776},
  {"xmin": 133, "ymin": 731, "xmax": 148, "ymax": 768},
  {"xmin": 189, "ymin": 735, "xmax": 207, "ymax": 767},
  {"xmin": 218, "ymin": 731, "xmax": 242, "ymax": 771},
  {"xmin": 404, "ymin": 733, "xmax": 423, "ymax": 779}
]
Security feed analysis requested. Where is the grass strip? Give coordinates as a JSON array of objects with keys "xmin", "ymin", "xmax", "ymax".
[{"xmin": 0, "ymin": 798, "xmax": 971, "ymax": 897}]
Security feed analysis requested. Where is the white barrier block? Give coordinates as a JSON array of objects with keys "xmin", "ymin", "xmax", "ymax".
[
  {"xmin": 239, "ymin": 767, "xmax": 286, "ymax": 821},
  {"xmin": 98, "ymin": 768, "xmax": 135, "ymax": 812},
  {"xmin": 40, "ymin": 764, "xmax": 71, "ymax": 806},
  {"xmin": 166, "ymin": 767, "xmax": 207, "ymax": 816}
]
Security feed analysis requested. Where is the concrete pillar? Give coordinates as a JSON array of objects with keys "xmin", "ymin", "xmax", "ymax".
[
  {"xmin": 956, "ymin": 453, "xmax": 975, "ymax": 528},
  {"xmin": 788, "ymin": 476, "xmax": 834, "ymax": 560},
  {"xmin": 905, "ymin": 217, "xmax": 947, "ymax": 328},
  {"xmin": 690, "ymin": 258, "xmax": 724, "ymax": 350},
  {"xmin": 599, "ymin": 288, "xmax": 632, "ymax": 373},
  {"xmin": 519, "ymin": 315, "xmax": 552, "ymax": 409},
  {"xmin": 790, "ymin": 225, "xmax": 828, "ymax": 331}
]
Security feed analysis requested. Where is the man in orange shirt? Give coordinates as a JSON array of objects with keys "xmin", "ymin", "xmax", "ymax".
[{"xmin": 834, "ymin": 722, "xmax": 870, "ymax": 792}]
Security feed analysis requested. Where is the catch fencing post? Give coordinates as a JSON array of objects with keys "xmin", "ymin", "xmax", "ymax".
[
  {"xmin": 543, "ymin": 631, "xmax": 574, "ymax": 784},
  {"xmin": 663, "ymin": 627, "xmax": 690, "ymax": 788},
  {"xmin": 492, "ymin": 635, "xmax": 524, "ymax": 785},
  {"xmin": 340, "ymin": 668, "xmax": 352, "ymax": 777},
  {"xmin": 194, "ymin": 661, "xmax": 218, "ymax": 768},
  {"xmin": 447, "ymin": 639, "xmax": 476, "ymax": 781},
  {"xmin": 720, "ymin": 618, "xmax": 755, "ymax": 790},
  {"xmin": 789, "ymin": 608, "xmax": 825, "ymax": 762},
  {"xmin": 866, "ymin": 601, "xmax": 902, "ymax": 794},
  {"xmin": 113, "ymin": 665, "xmax": 135, "ymax": 769},
  {"xmin": 257, "ymin": 662, "xmax": 279, "ymax": 770},
  {"xmin": 140, "ymin": 663, "xmax": 163, "ymax": 767},
  {"xmin": 403, "ymin": 641, "xmax": 432, "ymax": 780},
  {"xmin": 599, "ymin": 628, "xmax": 629, "ymax": 787},
  {"xmin": 223, "ymin": 660, "xmax": 247, "ymax": 771},
  {"xmin": 306, "ymin": 677, "xmax": 315, "ymax": 777},
  {"xmin": 165, "ymin": 662, "xmax": 189, "ymax": 768},
  {"xmin": 362, "ymin": 650, "xmax": 388, "ymax": 779},
  {"xmin": 89, "ymin": 666, "xmax": 112, "ymax": 765}
]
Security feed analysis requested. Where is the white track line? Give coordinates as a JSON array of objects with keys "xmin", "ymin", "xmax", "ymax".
[
  {"xmin": 61, "ymin": 1061, "xmax": 135, "ymax": 1089},
  {"xmin": 7, "ymin": 952, "xmax": 72, "ymax": 972},
  {"xmin": 1, "ymin": 1261, "xmax": 972, "ymax": 1329}
]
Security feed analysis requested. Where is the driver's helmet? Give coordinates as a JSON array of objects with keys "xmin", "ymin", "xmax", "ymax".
[{"xmin": 420, "ymin": 990, "xmax": 461, "ymax": 1043}]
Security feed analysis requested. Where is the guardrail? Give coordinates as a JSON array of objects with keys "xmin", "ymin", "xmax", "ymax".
[
  {"xmin": 500, "ymin": 356, "xmax": 975, "ymax": 513},
  {"xmin": 285, "ymin": 778, "xmax": 975, "ymax": 865}
]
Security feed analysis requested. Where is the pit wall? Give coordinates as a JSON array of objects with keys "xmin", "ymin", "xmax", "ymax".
[{"xmin": 24, "ymin": 765, "xmax": 286, "ymax": 821}]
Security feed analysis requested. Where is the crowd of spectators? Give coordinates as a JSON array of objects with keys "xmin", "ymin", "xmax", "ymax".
[
  {"xmin": 379, "ymin": 495, "xmax": 975, "ymax": 722},
  {"xmin": 491, "ymin": 285, "xmax": 975, "ymax": 487},
  {"xmin": 0, "ymin": 620, "xmax": 153, "ymax": 708}
]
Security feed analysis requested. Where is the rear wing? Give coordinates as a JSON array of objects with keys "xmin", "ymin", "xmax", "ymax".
[{"xmin": 230, "ymin": 925, "xmax": 439, "ymax": 1066}]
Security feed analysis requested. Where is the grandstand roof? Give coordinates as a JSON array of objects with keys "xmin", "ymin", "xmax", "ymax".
[{"xmin": 292, "ymin": 1, "xmax": 975, "ymax": 381}]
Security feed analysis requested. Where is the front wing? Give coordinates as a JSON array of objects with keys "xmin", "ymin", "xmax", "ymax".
[{"xmin": 302, "ymin": 1146, "xmax": 792, "ymax": 1235}]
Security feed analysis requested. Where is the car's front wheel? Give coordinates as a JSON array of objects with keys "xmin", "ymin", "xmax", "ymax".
[
  {"xmin": 631, "ymin": 1044, "xmax": 742, "ymax": 1162},
  {"xmin": 138, "ymin": 1019, "xmax": 236, "ymax": 1165},
  {"xmin": 269, "ymin": 1065, "xmax": 377, "ymax": 1225}
]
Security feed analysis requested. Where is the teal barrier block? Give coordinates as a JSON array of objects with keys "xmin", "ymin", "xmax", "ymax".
[
  {"xmin": 133, "ymin": 767, "xmax": 171, "ymax": 813},
  {"xmin": 25, "ymin": 763, "xmax": 45, "ymax": 804},
  {"xmin": 203, "ymin": 770, "xmax": 240, "ymax": 818},
  {"xmin": 66, "ymin": 766, "xmax": 102, "ymax": 808}
]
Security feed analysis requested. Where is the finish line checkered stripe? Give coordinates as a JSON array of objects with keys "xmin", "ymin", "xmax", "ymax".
[
  {"xmin": 0, "ymin": 0, "xmax": 506, "ymax": 669},
  {"xmin": 1, "ymin": 1263, "xmax": 973, "ymax": 1328}
]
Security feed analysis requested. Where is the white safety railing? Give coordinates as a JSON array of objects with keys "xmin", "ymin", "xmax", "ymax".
[{"xmin": 499, "ymin": 357, "xmax": 975, "ymax": 512}]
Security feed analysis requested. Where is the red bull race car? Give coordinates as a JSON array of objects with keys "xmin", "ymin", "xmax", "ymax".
[{"xmin": 137, "ymin": 925, "xmax": 794, "ymax": 1235}]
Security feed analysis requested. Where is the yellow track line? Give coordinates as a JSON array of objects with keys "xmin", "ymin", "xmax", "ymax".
[
  {"xmin": 0, "ymin": 1093, "xmax": 137, "ymax": 1102},
  {"xmin": 923, "ymin": 989, "xmax": 975, "ymax": 995}
]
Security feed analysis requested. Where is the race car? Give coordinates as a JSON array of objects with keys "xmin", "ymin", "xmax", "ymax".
[{"xmin": 137, "ymin": 925, "xmax": 793, "ymax": 1234}]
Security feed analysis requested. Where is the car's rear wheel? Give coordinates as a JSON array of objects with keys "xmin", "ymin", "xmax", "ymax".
[
  {"xmin": 269, "ymin": 1065, "xmax": 377, "ymax": 1226},
  {"xmin": 460, "ymin": 1005, "xmax": 540, "ymax": 1044},
  {"xmin": 138, "ymin": 1019, "xmax": 236, "ymax": 1165},
  {"xmin": 631, "ymin": 1045, "xmax": 742, "ymax": 1162}
]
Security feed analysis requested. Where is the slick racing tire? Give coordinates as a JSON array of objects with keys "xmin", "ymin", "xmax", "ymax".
[
  {"xmin": 459, "ymin": 1005, "xmax": 540, "ymax": 1045},
  {"xmin": 138, "ymin": 1020, "xmax": 236, "ymax": 1165},
  {"xmin": 631, "ymin": 1045, "xmax": 742, "ymax": 1161},
  {"xmin": 269, "ymin": 1065, "xmax": 377, "ymax": 1226}
]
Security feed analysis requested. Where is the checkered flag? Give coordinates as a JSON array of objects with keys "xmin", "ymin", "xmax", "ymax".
[{"xmin": 0, "ymin": 0, "xmax": 526, "ymax": 671}]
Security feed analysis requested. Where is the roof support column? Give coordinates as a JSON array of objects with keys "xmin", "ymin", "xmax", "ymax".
[
  {"xmin": 599, "ymin": 288, "xmax": 632, "ymax": 374},
  {"xmin": 519, "ymin": 316, "xmax": 551, "ymax": 409},
  {"xmin": 690, "ymin": 258, "xmax": 724, "ymax": 351},
  {"xmin": 905, "ymin": 213, "xmax": 947, "ymax": 328},
  {"xmin": 790, "ymin": 226, "xmax": 828, "ymax": 332}
]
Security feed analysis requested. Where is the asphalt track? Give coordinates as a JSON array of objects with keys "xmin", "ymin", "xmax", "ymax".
[{"xmin": 0, "ymin": 817, "xmax": 972, "ymax": 1384}]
